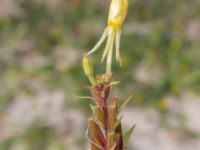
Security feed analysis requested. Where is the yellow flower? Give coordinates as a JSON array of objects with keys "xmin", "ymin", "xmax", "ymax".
[
  {"xmin": 108, "ymin": 0, "xmax": 128, "ymax": 29},
  {"xmin": 87, "ymin": 0, "xmax": 128, "ymax": 76}
]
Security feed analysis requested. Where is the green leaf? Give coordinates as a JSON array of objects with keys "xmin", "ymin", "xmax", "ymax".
[
  {"xmin": 72, "ymin": 95, "xmax": 97, "ymax": 104},
  {"xmin": 108, "ymin": 81, "xmax": 120, "ymax": 87},
  {"xmin": 119, "ymin": 95, "xmax": 133, "ymax": 111},
  {"xmin": 123, "ymin": 124, "xmax": 136, "ymax": 146},
  {"xmin": 72, "ymin": 95, "xmax": 94, "ymax": 100}
]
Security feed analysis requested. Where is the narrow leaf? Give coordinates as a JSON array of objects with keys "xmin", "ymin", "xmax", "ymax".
[
  {"xmin": 123, "ymin": 124, "xmax": 136, "ymax": 146},
  {"xmin": 108, "ymin": 81, "xmax": 120, "ymax": 87},
  {"xmin": 120, "ymin": 95, "xmax": 133, "ymax": 111},
  {"xmin": 85, "ymin": 124, "xmax": 103, "ymax": 150},
  {"xmin": 72, "ymin": 95, "xmax": 95, "ymax": 101}
]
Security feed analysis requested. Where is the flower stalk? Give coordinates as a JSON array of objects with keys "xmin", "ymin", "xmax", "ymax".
[
  {"xmin": 88, "ymin": 76, "xmax": 124, "ymax": 150},
  {"xmin": 82, "ymin": 0, "xmax": 134, "ymax": 150}
]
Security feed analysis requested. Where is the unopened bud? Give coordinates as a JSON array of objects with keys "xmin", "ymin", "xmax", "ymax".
[
  {"xmin": 83, "ymin": 54, "xmax": 93, "ymax": 76},
  {"xmin": 82, "ymin": 54, "xmax": 96, "ymax": 85}
]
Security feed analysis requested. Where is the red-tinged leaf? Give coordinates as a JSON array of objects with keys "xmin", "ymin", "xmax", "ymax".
[
  {"xmin": 91, "ymin": 143, "xmax": 99, "ymax": 150},
  {"xmin": 91, "ymin": 89, "xmax": 105, "ymax": 108},
  {"xmin": 89, "ymin": 118, "xmax": 106, "ymax": 148},
  {"xmin": 91, "ymin": 140, "xmax": 102, "ymax": 150},
  {"xmin": 111, "ymin": 96, "xmax": 119, "ymax": 112},
  {"xmin": 104, "ymin": 85, "xmax": 110, "ymax": 99},
  {"xmin": 94, "ymin": 83, "xmax": 104, "ymax": 92},
  {"xmin": 115, "ymin": 123, "xmax": 123, "ymax": 150},
  {"xmin": 108, "ymin": 104, "xmax": 117, "ymax": 129}
]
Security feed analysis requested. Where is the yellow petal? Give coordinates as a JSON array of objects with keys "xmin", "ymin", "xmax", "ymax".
[{"xmin": 108, "ymin": 0, "xmax": 128, "ymax": 29}]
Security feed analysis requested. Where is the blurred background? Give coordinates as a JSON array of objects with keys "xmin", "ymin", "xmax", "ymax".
[{"xmin": 0, "ymin": 0, "xmax": 200, "ymax": 150}]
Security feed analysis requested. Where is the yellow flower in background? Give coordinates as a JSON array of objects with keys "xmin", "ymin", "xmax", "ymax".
[{"xmin": 87, "ymin": 0, "xmax": 128, "ymax": 76}]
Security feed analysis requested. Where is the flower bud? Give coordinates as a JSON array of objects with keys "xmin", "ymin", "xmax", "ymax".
[
  {"xmin": 108, "ymin": 0, "xmax": 128, "ymax": 29},
  {"xmin": 82, "ymin": 54, "xmax": 96, "ymax": 85},
  {"xmin": 83, "ymin": 54, "xmax": 93, "ymax": 76}
]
